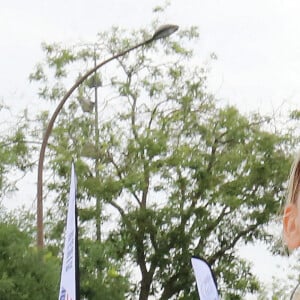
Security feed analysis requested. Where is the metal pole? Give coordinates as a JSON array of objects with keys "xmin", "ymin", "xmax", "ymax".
[
  {"xmin": 93, "ymin": 46, "xmax": 101, "ymax": 242},
  {"xmin": 37, "ymin": 39, "xmax": 153, "ymax": 248},
  {"xmin": 36, "ymin": 25, "xmax": 179, "ymax": 248}
]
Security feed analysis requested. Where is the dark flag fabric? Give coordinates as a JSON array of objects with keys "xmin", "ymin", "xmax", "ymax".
[
  {"xmin": 191, "ymin": 256, "xmax": 219, "ymax": 300},
  {"xmin": 58, "ymin": 163, "xmax": 79, "ymax": 300}
]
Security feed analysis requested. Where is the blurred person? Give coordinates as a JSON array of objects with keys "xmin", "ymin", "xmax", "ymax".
[{"xmin": 283, "ymin": 152, "xmax": 300, "ymax": 299}]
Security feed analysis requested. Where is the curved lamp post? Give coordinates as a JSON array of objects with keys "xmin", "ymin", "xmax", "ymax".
[{"xmin": 37, "ymin": 24, "xmax": 179, "ymax": 248}]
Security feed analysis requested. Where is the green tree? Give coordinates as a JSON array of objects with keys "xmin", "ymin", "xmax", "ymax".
[
  {"xmin": 29, "ymin": 14, "xmax": 293, "ymax": 300},
  {"xmin": 0, "ymin": 221, "xmax": 59, "ymax": 299},
  {"xmin": 0, "ymin": 103, "xmax": 32, "ymax": 197}
]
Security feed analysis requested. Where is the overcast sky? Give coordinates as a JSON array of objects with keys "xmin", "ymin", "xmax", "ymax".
[
  {"xmin": 1, "ymin": 0, "xmax": 299, "ymax": 294},
  {"xmin": 1, "ymin": 0, "xmax": 300, "ymax": 116}
]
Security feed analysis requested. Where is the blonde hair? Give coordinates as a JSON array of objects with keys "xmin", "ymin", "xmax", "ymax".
[
  {"xmin": 291, "ymin": 283, "xmax": 300, "ymax": 300},
  {"xmin": 286, "ymin": 152, "xmax": 300, "ymax": 206}
]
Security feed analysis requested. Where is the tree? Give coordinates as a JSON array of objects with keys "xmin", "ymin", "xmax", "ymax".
[
  {"xmin": 28, "ymin": 11, "xmax": 293, "ymax": 299},
  {"xmin": 0, "ymin": 103, "xmax": 32, "ymax": 198},
  {"xmin": 0, "ymin": 221, "xmax": 59, "ymax": 299}
]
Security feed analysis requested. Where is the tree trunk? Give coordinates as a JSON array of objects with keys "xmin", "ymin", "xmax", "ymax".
[{"xmin": 139, "ymin": 275, "xmax": 151, "ymax": 300}]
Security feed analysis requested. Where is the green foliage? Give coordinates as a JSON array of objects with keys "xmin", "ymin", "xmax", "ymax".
[
  {"xmin": 0, "ymin": 111, "xmax": 32, "ymax": 196},
  {"xmin": 80, "ymin": 239, "xmax": 129, "ymax": 299},
  {"xmin": 26, "ymin": 14, "xmax": 294, "ymax": 300},
  {"xmin": 0, "ymin": 222, "xmax": 59, "ymax": 299}
]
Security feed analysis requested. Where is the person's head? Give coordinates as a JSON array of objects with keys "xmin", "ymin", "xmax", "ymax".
[{"xmin": 283, "ymin": 152, "xmax": 300, "ymax": 250}]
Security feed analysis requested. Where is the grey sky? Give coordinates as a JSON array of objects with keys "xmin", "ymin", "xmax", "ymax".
[
  {"xmin": 1, "ymin": 0, "xmax": 299, "ymax": 294},
  {"xmin": 1, "ymin": 0, "xmax": 300, "ymax": 116}
]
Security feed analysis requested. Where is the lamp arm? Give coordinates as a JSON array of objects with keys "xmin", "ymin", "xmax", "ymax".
[{"xmin": 36, "ymin": 37, "xmax": 153, "ymax": 248}]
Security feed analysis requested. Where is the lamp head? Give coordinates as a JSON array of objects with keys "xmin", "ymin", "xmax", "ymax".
[{"xmin": 151, "ymin": 24, "xmax": 179, "ymax": 41}]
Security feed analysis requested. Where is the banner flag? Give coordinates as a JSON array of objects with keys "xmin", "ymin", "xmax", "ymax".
[
  {"xmin": 191, "ymin": 256, "xmax": 219, "ymax": 300},
  {"xmin": 58, "ymin": 163, "xmax": 80, "ymax": 300}
]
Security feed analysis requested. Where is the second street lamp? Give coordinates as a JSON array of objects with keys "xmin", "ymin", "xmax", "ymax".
[{"xmin": 36, "ymin": 24, "xmax": 179, "ymax": 249}]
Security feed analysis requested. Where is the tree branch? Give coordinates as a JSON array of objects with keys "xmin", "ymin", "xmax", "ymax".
[{"xmin": 209, "ymin": 223, "xmax": 260, "ymax": 265}]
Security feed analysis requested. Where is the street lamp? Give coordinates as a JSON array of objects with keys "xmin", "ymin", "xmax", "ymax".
[{"xmin": 36, "ymin": 24, "xmax": 179, "ymax": 248}]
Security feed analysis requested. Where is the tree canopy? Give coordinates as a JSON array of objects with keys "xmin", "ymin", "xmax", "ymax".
[
  {"xmin": 0, "ymin": 221, "xmax": 59, "ymax": 299},
  {"xmin": 0, "ymin": 9, "xmax": 295, "ymax": 299}
]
